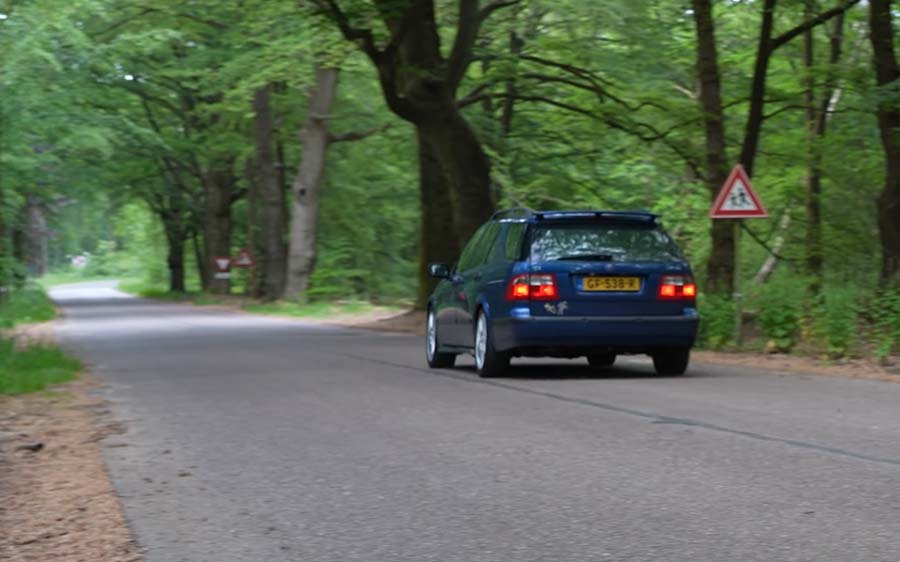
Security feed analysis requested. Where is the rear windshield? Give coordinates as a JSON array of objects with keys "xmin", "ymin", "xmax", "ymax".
[{"xmin": 528, "ymin": 222, "xmax": 683, "ymax": 262}]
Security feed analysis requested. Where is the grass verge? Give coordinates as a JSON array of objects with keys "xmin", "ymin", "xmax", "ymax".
[
  {"xmin": 243, "ymin": 300, "xmax": 393, "ymax": 318},
  {"xmin": 0, "ymin": 341, "xmax": 81, "ymax": 395},
  {"xmin": 0, "ymin": 286, "xmax": 57, "ymax": 328},
  {"xmin": 0, "ymin": 285, "xmax": 80, "ymax": 395}
]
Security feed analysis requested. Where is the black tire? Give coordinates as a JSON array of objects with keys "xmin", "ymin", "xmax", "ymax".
[
  {"xmin": 652, "ymin": 348, "xmax": 690, "ymax": 376},
  {"xmin": 587, "ymin": 353, "xmax": 616, "ymax": 368},
  {"xmin": 426, "ymin": 309, "xmax": 456, "ymax": 369},
  {"xmin": 474, "ymin": 311, "xmax": 509, "ymax": 378}
]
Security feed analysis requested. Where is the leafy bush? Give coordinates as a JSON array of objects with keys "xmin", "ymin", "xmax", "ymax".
[
  {"xmin": 755, "ymin": 276, "xmax": 805, "ymax": 352},
  {"xmin": 867, "ymin": 289, "xmax": 900, "ymax": 364},
  {"xmin": 698, "ymin": 293, "xmax": 734, "ymax": 349},
  {"xmin": 812, "ymin": 286, "xmax": 860, "ymax": 359}
]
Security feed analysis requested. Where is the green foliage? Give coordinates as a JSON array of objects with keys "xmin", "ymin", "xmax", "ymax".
[
  {"xmin": 866, "ymin": 290, "xmax": 900, "ymax": 364},
  {"xmin": 0, "ymin": 286, "xmax": 57, "ymax": 328},
  {"xmin": 753, "ymin": 276, "xmax": 805, "ymax": 352},
  {"xmin": 697, "ymin": 294, "xmax": 734, "ymax": 350},
  {"xmin": 812, "ymin": 287, "xmax": 860, "ymax": 359},
  {"xmin": 1, "ymin": 0, "xmax": 895, "ymax": 365},
  {"xmin": 0, "ymin": 340, "xmax": 80, "ymax": 395}
]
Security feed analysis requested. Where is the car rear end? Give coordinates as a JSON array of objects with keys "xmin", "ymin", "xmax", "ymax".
[{"xmin": 492, "ymin": 212, "xmax": 698, "ymax": 357}]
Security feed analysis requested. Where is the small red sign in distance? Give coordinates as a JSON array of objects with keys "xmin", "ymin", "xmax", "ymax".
[
  {"xmin": 214, "ymin": 257, "xmax": 231, "ymax": 272},
  {"xmin": 232, "ymin": 248, "xmax": 256, "ymax": 268}
]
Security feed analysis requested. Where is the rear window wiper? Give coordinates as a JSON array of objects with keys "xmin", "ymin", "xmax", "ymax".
[{"xmin": 554, "ymin": 254, "xmax": 615, "ymax": 262}]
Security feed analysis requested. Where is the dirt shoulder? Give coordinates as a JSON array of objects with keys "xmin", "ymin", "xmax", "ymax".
[{"xmin": 0, "ymin": 326, "xmax": 140, "ymax": 562}]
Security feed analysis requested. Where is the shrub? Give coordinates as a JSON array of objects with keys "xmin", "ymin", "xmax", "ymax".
[
  {"xmin": 868, "ymin": 289, "xmax": 900, "ymax": 364},
  {"xmin": 698, "ymin": 293, "xmax": 734, "ymax": 349},
  {"xmin": 812, "ymin": 286, "xmax": 860, "ymax": 359},
  {"xmin": 755, "ymin": 276, "xmax": 805, "ymax": 352}
]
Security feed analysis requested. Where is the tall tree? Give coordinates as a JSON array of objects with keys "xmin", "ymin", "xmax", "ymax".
[
  {"xmin": 692, "ymin": 0, "xmax": 860, "ymax": 293},
  {"xmin": 317, "ymin": 0, "xmax": 515, "ymax": 304},
  {"xmin": 803, "ymin": 6, "xmax": 846, "ymax": 293},
  {"xmin": 691, "ymin": 0, "xmax": 732, "ymax": 295},
  {"xmin": 868, "ymin": 0, "xmax": 900, "ymax": 284},
  {"xmin": 252, "ymin": 84, "xmax": 287, "ymax": 300},
  {"xmin": 285, "ymin": 65, "xmax": 339, "ymax": 299}
]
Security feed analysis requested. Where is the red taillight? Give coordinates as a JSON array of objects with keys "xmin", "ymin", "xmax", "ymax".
[
  {"xmin": 658, "ymin": 275, "xmax": 696, "ymax": 300},
  {"xmin": 506, "ymin": 274, "xmax": 558, "ymax": 301}
]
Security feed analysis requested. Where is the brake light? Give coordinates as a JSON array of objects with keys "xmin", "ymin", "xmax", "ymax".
[
  {"xmin": 658, "ymin": 275, "xmax": 697, "ymax": 300},
  {"xmin": 506, "ymin": 274, "xmax": 559, "ymax": 301}
]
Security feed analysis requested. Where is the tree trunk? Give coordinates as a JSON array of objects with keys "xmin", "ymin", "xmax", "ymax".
[
  {"xmin": 415, "ymin": 129, "xmax": 460, "ymax": 308},
  {"xmin": 803, "ymin": 4, "xmax": 822, "ymax": 292},
  {"xmin": 164, "ymin": 226, "xmax": 187, "ymax": 293},
  {"xmin": 253, "ymin": 84, "xmax": 287, "ymax": 300},
  {"xmin": 325, "ymin": 0, "xmax": 499, "ymax": 299},
  {"xmin": 22, "ymin": 195, "xmax": 49, "ymax": 277},
  {"xmin": 804, "ymin": 10, "xmax": 846, "ymax": 293},
  {"xmin": 753, "ymin": 208, "xmax": 791, "ymax": 284},
  {"xmin": 245, "ymin": 158, "xmax": 262, "ymax": 297},
  {"xmin": 0, "ymin": 184, "xmax": 9, "ymax": 297},
  {"xmin": 692, "ymin": 0, "xmax": 734, "ymax": 295},
  {"xmin": 869, "ymin": 0, "xmax": 900, "ymax": 284},
  {"xmin": 284, "ymin": 66, "xmax": 339, "ymax": 300},
  {"xmin": 419, "ymin": 110, "xmax": 495, "ymax": 247},
  {"xmin": 192, "ymin": 230, "xmax": 206, "ymax": 288},
  {"xmin": 739, "ymin": 0, "xmax": 777, "ymax": 178},
  {"xmin": 201, "ymin": 168, "xmax": 234, "ymax": 294}
]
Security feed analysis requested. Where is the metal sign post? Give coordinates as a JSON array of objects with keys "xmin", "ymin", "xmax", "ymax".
[
  {"xmin": 733, "ymin": 220, "xmax": 742, "ymax": 346},
  {"xmin": 709, "ymin": 164, "xmax": 768, "ymax": 347}
]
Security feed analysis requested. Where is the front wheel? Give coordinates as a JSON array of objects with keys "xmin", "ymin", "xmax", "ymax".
[
  {"xmin": 652, "ymin": 348, "xmax": 690, "ymax": 376},
  {"xmin": 474, "ymin": 311, "xmax": 509, "ymax": 378},
  {"xmin": 426, "ymin": 309, "xmax": 456, "ymax": 368}
]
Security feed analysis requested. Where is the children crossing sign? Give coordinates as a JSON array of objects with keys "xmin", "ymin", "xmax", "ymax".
[
  {"xmin": 709, "ymin": 164, "xmax": 768, "ymax": 347},
  {"xmin": 710, "ymin": 164, "xmax": 768, "ymax": 218}
]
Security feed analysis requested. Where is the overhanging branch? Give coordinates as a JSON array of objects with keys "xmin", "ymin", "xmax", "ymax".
[{"xmin": 771, "ymin": 0, "xmax": 861, "ymax": 51}]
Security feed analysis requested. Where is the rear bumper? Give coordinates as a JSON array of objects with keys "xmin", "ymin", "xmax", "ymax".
[{"xmin": 493, "ymin": 312, "xmax": 698, "ymax": 353}]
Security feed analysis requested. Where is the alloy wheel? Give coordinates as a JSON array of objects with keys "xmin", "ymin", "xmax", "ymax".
[{"xmin": 475, "ymin": 314, "xmax": 487, "ymax": 370}]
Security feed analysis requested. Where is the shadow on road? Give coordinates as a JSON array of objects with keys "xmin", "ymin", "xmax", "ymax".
[{"xmin": 454, "ymin": 361, "xmax": 694, "ymax": 380}]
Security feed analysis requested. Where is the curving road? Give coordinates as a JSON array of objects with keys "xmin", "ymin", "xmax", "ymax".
[{"xmin": 51, "ymin": 281, "xmax": 900, "ymax": 562}]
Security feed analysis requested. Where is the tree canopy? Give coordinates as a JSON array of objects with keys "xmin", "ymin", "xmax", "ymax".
[{"xmin": 1, "ymin": 0, "xmax": 898, "ymax": 353}]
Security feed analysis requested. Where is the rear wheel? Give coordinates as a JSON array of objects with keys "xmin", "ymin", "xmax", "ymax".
[
  {"xmin": 652, "ymin": 348, "xmax": 690, "ymax": 376},
  {"xmin": 474, "ymin": 311, "xmax": 509, "ymax": 378},
  {"xmin": 587, "ymin": 353, "xmax": 616, "ymax": 368},
  {"xmin": 426, "ymin": 309, "xmax": 456, "ymax": 368}
]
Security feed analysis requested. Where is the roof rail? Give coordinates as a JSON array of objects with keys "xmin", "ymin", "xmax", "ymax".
[
  {"xmin": 534, "ymin": 210, "xmax": 658, "ymax": 223},
  {"xmin": 490, "ymin": 207, "xmax": 535, "ymax": 221}
]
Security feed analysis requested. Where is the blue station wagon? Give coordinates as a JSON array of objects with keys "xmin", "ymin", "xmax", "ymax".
[{"xmin": 425, "ymin": 209, "xmax": 699, "ymax": 377}]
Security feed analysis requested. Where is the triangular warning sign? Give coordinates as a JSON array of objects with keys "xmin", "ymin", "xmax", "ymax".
[
  {"xmin": 233, "ymin": 248, "xmax": 256, "ymax": 268},
  {"xmin": 214, "ymin": 257, "xmax": 231, "ymax": 272},
  {"xmin": 710, "ymin": 164, "xmax": 768, "ymax": 219}
]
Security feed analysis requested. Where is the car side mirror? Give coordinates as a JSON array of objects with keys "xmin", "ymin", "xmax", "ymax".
[{"xmin": 428, "ymin": 263, "xmax": 451, "ymax": 279}]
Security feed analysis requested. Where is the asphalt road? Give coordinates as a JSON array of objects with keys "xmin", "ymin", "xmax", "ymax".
[{"xmin": 51, "ymin": 281, "xmax": 900, "ymax": 562}]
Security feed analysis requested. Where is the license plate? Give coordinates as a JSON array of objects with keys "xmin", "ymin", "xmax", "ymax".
[{"xmin": 581, "ymin": 276, "xmax": 641, "ymax": 292}]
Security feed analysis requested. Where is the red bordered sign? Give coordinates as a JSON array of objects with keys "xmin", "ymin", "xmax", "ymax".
[{"xmin": 710, "ymin": 164, "xmax": 768, "ymax": 219}]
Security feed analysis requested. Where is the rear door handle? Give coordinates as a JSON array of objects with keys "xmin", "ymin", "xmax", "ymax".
[{"xmin": 472, "ymin": 272, "xmax": 483, "ymax": 281}]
